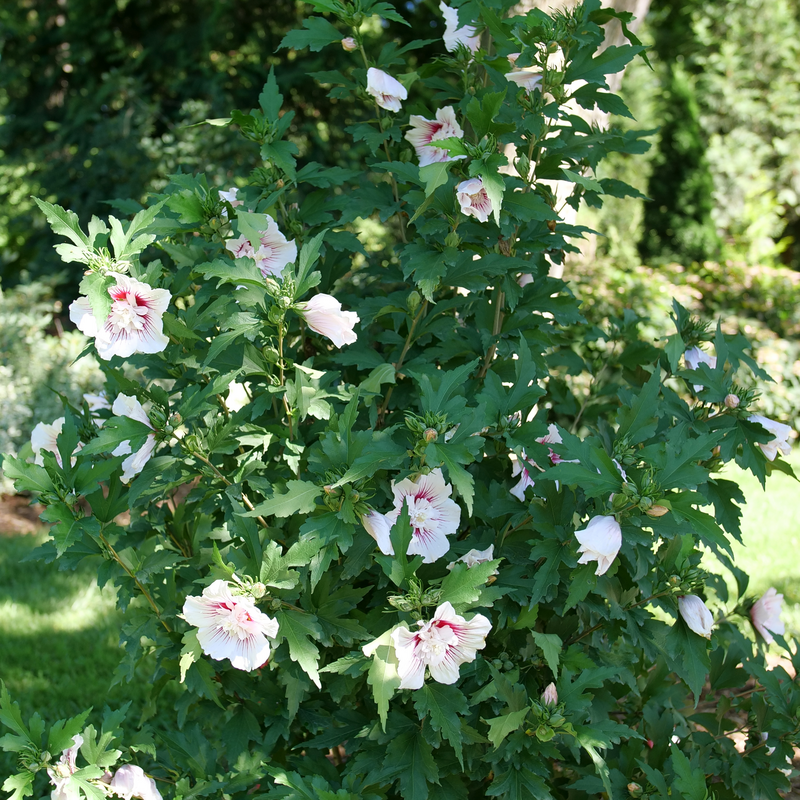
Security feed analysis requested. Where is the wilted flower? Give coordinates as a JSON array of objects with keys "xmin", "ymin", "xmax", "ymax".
[
  {"xmin": 678, "ymin": 594, "xmax": 714, "ymax": 638},
  {"xmin": 341, "ymin": 37, "xmax": 358, "ymax": 52},
  {"xmin": 362, "ymin": 510, "xmax": 394, "ymax": 555},
  {"xmin": 111, "ymin": 394, "xmax": 157, "ymax": 484},
  {"xmin": 391, "ymin": 601, "xmax": 491, "ymax": 689},
  {"xmin": 683, "ymin": 346, "xmax": 716, "ymax": 391},
  {"xmin": 748, "ymin": 414, "xmax": 793, "ymax": 461},
  {"xmin": 750, "ymin": 587, "xmax": 785, "ymax": 645},
  {"xmin": 506, "ymin": 53, "xmax": 543, "ymax": 91},
  {"xmin": 110, "ymin": 764, "xmax": 163, "ymax": 800},
  {"xmin": 575, "ymin": 515, "xmax": 622, "ymax": 576},
  {"xmin": 456, "ymin": 177, "xmax": 493, "ymax": 223},
  {"xmin": 541, "ymin": 682, "xmax": 558, "ymax": 706},
  {"xmin": 405, "ymin": 107, "xmax": 466, "ymax": 167},
  {"xmin": 47, "ymin": 734, "xmax": 83, "ymax": 800},
  {"xmin": 182, "ymin": 579, "xmax": 280, "ymax": 672},
  {"xmin": 69, "ymin": 273, "xmax": 171, "ymax": 361},
  {"xmin": 440, "ymin": 1, "xmax": 480, "ymax": 54},
  {"xmin": 387, "ymin": 468, "xmax": 461, "ymax": 563},
  {"xmin": 447, "ymin": 544, "xmax": 495, "ymax": 571},
  {"xmin": 298, "ymin": 293, "xmax": 359, "ymax": 348},
  {"xmin": 366, "ymin": 68, "xmax": 407, "ymax": 112},
  {"xmin": 509, "ymin": 424, "xmax": 564, "ymax": 501}
]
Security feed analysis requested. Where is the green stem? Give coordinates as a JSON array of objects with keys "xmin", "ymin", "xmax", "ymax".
[
  {"xmin": 377, "ymin": 300, "xmax": 429, "ymax": 424},
  {"xmin": 477, "ymin": 287, "xmax": 505, "ymax": 379}
]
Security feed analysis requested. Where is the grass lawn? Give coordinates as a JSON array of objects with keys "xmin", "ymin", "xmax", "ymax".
[{"xmin": 0, "ymin": 532, "xmax": 152, "ymax": 782}]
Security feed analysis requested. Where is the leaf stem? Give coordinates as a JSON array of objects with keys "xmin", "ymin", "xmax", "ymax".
[
  {"xmin": 477, "ymin": 287, "xmax": 505, "ymax": 379},
  {"xmin": 99, "ymin": 531, "xmax": 172, "ymax": 633},
  {"xmin": 377, "ymin": 300, "xmax": 428, "ymax": 424}
]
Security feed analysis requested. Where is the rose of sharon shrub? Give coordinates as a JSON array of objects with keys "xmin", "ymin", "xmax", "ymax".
[{"xmin": 1, "ymin": 1, "xmax": 798, "ymax": 799}]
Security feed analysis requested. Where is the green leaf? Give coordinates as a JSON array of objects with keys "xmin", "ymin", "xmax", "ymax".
[
  {"xmin": 79, "ymin": 415, "xmax": 151, "ymax": 457},
  {"xmin": 384, "ymin": 728, "xmax": 439, "ymax": 800},
  {"xmin": 433, "ymin": 443, "xmax": 475, "ymax": 516},
  {"xmin": 296, "ymin": 230, "xmax": 326, "ymax": 297},
  {"xmin": 279, "ymin": 17, "xmax": 344, "ymax": 52},
  {"xmin": 413, "ymin": 683, "xmax": 468, "ymax": 766},
  {"xmin": 439, "ymin": 561, "xmax": 501, "ymax": 610},
  {"xmin": 48, "ymin": 709, "xmax": 91, "ymax": 756},
  {"xmin": 664, "ymin": 618, "xmax": 711, "ymax": 703},
  {"xmin": 259, "ymin": 541, "xmax": 300, "ymax": 589},
  {"xmin": 108, "ymin": 200, "xmax": 164, "ymax": 262},
  {"xmin": 530, "ymin": 631, "xmax": 562, "ymax": 678},
  {"xmin": 33, "ymin": 197, "xmax": 91, "ymax": 255},
  {"xmin": 245, "ymin": 480, "xmax": 322, "ymax": 518},
  {"xmin": 0, "ymin": 455, "xmax": 54, "ymax": 495},
  {"xmin": 465, "ymin": 90, "xmax": 508, "ymax": 139},
  {"xmin": 276, "ymin": 609, "xmax": 323, "ymax": 688},
  {"xmin": 483, "ymin": 708, "xmax": 529, "ymax": 749},
  {"xmin": 565, "ymin": 43, "xmax": 645, "ymax": 85},
  {"xmin": 479, "ymin": 168, "xmax": 505, "ymax": 225},
  {"xmin": 561, "ymin": 169, "xmax": 603, "ymax": 193},
  {"xmin": 670, "ymin": 748, "xmax": 709, "ymax": 800},
  {"xmin": 331, "ymin": 431, "xmax": 407, "ymax": 487},
  {"xmin": 1, "ymin": 772, "xmax": 34, "ymax": 800},
  {"xmin": 362, "ymin": 627, "xmax": 401, "ymax": 730},
  {"xmin": 419, "ymin": 162, "xmax": 451, "ymax": 197},
  {"xmin": 258, "ymin": 67, "xmax": 283, "ymax": 120},
  {"xmin": 78, "ymin": 271, "xmax": 115, "ymax": 329},
  {"xmin": 670, "ymin": 492, "xmax": 732, "ymax": 555},
  {"xmin": 616, "ymin": 370, "xmax": 661, "ymax": 445},
  {"xmin": 576, "ymin": 729, "xmax": 615, "ymax": 800},
  {"xmin": 487, "ymin": 765, "xmax": 552, "ymax": 799}
]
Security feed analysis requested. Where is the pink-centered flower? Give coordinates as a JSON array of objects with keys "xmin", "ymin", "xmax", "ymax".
[
  {"xmin": 405, "ymin": 106, "xmax": 466, "ymax": 167},
  {"xmin": 678, "ymin": 594, "xmax": 714, "ymax": 638},
  {"xmin": 575, "ymin": 515, "xmax": 622, "ymax": 576},
  {"xmin": 69, "ymin": 273, "xmax": 171, "ymax": 361},
  {"xmin": 298, "ymin": 293, "xmax": 359, "ymax": 348},
  {"xmin": 110, "ymin": 764, "xmax": 163, "ymax": 800},
  {"xmin": 391, "ymin": 601, "xmax": 491, "ymax": 689},
  {"xmin": 750, "ymin": 587, "xmax": 785, "ymax": 645},
  {"xmin": 111, "ymin": 394, "xmax": 157, "ymax": 484},
  {"xmin": 225, "ymin": 216, "xmax": 297, "ymax": 279},
  {"xmin": 386, "ymin": 468, "xmax": 460, "ymax": 563},
  {"xmin": 47, "ymin": 734, "xmax": 83, "ymax": 800},
  {"xmin": 182, "ymin": 579, "xmax": 280, "ymax": 672},
  {"xmin": 366, "ymin": 68, "xmax": 407, "ymax": 113},
  {"xmin": 456, "ymin": 177, "xmax": 493, "ymax": 223},
  {"xmin": 506, "ymin": 53, "xmax": 543, "ymax": 92},
  {"xmin": 748, "ymin": 414, "xmax": 793, "ymax": 461},
  {"xmin": 440, "ymin": 1, "xmax": 480, "ymax": 54}
]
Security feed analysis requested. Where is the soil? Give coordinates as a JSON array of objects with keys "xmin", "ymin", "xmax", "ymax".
[{"xmin": 0, "ymin": 493, "xmax": 44, "ymax": 535}]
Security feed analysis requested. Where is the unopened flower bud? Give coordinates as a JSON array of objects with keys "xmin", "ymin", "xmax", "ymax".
[
  {"xmin": 724, "ymin": 393, "xmax": 740, "ymax": 409},
  {"xmin": 445, "ymin": 231, "xmax": 461, "ymax": 248},
  {"xmin": 323, "ymin": 484, "xmax": 337, "ymax": 495},
  {"xmin": 407, "ymin": 290, "xmax": 421, "ymax": 313},
  {"xmin": 541, "ymin": 682, "xmax": 558, "ymax": 706},
  {"xmin": 646, "ymin": 739, "xmax": 654, "ymax": 749},
  {"xmin": 276, "ymin": 178, "xmax": 285, "ymax": 188},
  {"xmin": 712, "ymin": 445, "xmax": 721, "ymax": 457},
  {"xmin": 423, "ymin": 428, "xmax": 438, "ymax": 443},
  {"xmin": 341, "ymin": 37, "xmax": 358, "ymax": 51},
  {"xmin": 547, "ymin": 219, "xmax": 557, "ymax": 232},
  {"xmin": 627, "ymin": 783, "xmax": 643, "ymax": 797},
  {"xmin": 251, "ymin": 582, "xmax": 266, "ymax": 599},
  {"xmin": 646, "ymin": 504, "xmax": 669, "ymax": 518}
]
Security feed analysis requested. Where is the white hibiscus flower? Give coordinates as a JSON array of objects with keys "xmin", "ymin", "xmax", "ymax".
[
  {"xmin": 391, "ymin": 601, "xmax": 491, "ymax": 689},
  {"xmin": 69, "ymin": 273, "xmax": 171, "ymax": 361},
  {"xmin": 298, "ymin": 293, "xmax": 359, "ymax": 348},
  {"xmin": 440, "ymin": 1, "xmax": 480, "ymax": 54},
  {"xmin": 385, "ymin": 468, "xmax": 460, "ymax": 563},
  {"xmin": 404, "ymin": 106, "xmax": 466, "ymax": 167},
  {"xmin": 182, "ymin": 579, "xmax": 280, "ymax": 672},
  {"xmin": 366, "ymin": 68, "xmax": 408, "ymax": 113}
]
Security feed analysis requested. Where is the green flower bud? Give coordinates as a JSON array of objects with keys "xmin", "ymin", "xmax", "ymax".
[
  {"xmin": 407, "ymin": 290, "xmax": 421, "ymax": 313},
  {"xmin": 444, "ymin": 231, "xmax": 461, "ymax": 248}
]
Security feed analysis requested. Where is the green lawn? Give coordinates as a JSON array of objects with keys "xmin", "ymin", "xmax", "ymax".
[{"xmin": 0, "ymin": 533, "xmax": 152, "ymax": 782}]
